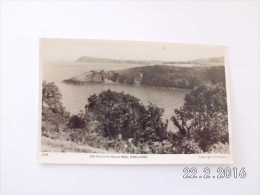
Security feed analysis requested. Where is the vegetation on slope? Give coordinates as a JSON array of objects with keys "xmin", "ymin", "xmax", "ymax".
[
  {"xmin": 63, "ymin": 65, "xmax": 226, "ymax": 89},
  {"xmin": 41, "ymin": 80, "xmax": 229, "ymax": 154},
  {"xmin": 86, "ymin": 90, "xmax": 168, "ymax": 144},
  {"xmin": 171, "ymin": 83, "xmax": 229, "ymax": 152}
]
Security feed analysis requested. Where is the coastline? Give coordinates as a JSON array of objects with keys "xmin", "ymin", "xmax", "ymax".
[{"xmin": 61, "ymin": 80, "xmax": 192, "ymax": 91}]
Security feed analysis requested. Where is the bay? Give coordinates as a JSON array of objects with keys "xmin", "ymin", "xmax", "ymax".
[{"xmin": 42, "ymin": 61, "xmax": 190, "ymax": 131}]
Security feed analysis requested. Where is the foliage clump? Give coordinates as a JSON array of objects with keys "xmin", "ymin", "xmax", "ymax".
[
  {"xmin": 173, "ymin": 138, "xmax": 203, "ymax": 154},
  {"xmin": 207, "ymin": 142, "xmax": 229, "ymax": 154},
  {"xmin": 85, "ymin": 90, "xmax": 168, "ymax": 145},
  {"xmin": 171, "ymin": 83, "xmax": 229, "ymax": 152},
  {"xmin": 42, "ymin": 82, "xmax": 91, "ymax": 139},
  {"xmin": 41, "ymin": 81, "xmax": 70, "ymax": 137}
]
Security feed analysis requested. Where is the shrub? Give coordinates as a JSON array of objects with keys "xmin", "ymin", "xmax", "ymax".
[
  {"xmin": 171, "ymin": 83, "xmax": 229, "ymax": 152},
  {"xmin": 208, "ymin": 142, "xmax": 229, "ymax": 154},
  {"xmin": 41, "ymin": 81, "xmax": 70, "ymax": 135},
  {"xmin": 174, "ymin": 138, "xmax": 203, "ymax": 154},
  {"xmin": 68, "ymin": 115, "xmax": 86, "ymax": 129},
  {"xmin": 85, "ymin": 90, "xmax": 168, "ymax": 144}
]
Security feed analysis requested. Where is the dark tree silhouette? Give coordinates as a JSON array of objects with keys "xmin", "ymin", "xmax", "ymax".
[
  {"xmin": 85, "ymin": 90, "xmax": 168, "ymax": 144},
  {"xmin": 171, "ymin": 83, "xmax": 229, "ymax": 151},
  {"xmin": 68, "ymin": 115, "xmax": 86, "ymax": 129}
]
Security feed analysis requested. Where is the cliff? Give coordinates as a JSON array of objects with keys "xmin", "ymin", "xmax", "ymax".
[{"xmin": 62, "ymin": 65, "xmax": 226, "ymax": 89}]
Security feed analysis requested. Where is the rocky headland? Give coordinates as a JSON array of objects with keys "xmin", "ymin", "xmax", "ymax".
[{"xmin": 62, "ymin": 64, "xmax": 226, "ymax": 90}]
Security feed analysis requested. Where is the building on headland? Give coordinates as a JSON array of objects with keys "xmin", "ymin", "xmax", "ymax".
[{"xmin": 134, "ymin": 71, "xmax": 143, "ymax": 84}]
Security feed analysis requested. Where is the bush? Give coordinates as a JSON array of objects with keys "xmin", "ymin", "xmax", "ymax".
[
  {"xmin": 68, "ymin": 115, "xmax": 86, "ymax": 129},
  {"xmin": 41, "ymin": 81, "xmax": 70, "ymax": 135},
  {"xmin": 174, "ymin": 138, "xmax": 203, "ymax": 154},
  {"xmin": 207, "ymin": 142, "xmax": 229, "ymax": 154},
  {"xmin": 85, "ymin": 90, "xmax": 168, "ymax": 144},
  {"xmin": 171, "ymin": 83, "xmax": 229, "ymax": 152}
]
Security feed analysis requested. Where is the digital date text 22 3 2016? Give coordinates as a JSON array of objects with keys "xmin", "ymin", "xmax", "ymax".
[{"xmin": 183, "ymin": 167, "xmax": 246, "ymax": 179}]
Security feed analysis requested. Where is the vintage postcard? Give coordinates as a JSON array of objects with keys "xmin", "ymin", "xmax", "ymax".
[{"xmin": 37, "ymin": 38, "xmax": 232, "ymax": 164}]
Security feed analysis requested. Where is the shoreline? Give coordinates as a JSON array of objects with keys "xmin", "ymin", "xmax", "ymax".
[{"xmin": 61, "ymin": 80, "xmax": 192, "ymax": 91}]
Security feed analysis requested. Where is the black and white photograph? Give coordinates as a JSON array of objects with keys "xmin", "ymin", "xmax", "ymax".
[
  {"xmin": 2, "ymin": 1, "xmax": 259, "ymax": 194},
  {"xmin": 38, "ymin": 38, "xmax": 232, "ymax": 163}
]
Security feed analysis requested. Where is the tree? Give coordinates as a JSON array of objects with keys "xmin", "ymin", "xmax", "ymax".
[
  {"xmin": 85, "ymin": 90, "xmax": 167, "ymax": 144},
  {"xmin": 41, "ymin": 81, "xmax": 70, "ymax": 135},
  {"xmin": 171, "ymin": 83, "xmax": 229, "ymax": 151},
  {"xmin": 42, "ymin": 82, "xmax": 62, "ymax": 112}
]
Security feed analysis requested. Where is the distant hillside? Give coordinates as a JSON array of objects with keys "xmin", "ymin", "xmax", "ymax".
[
  {"xmin": 75, "ymin": 56, "xmax": 224, "ymax": 66},
  {"xmin": 193, "ymin": 56, "xmax": 224, "ymax": 63},
  {"xmin": 75, "ymin": 56, "xmax": 150, "ymax": 65},
  {"xmin": 192, "ymin": 57, "xmax": 224, "ymax": 65},
  {"xmin": 63, "ymin": 65, "xmax": 226, "ymax": 89}
]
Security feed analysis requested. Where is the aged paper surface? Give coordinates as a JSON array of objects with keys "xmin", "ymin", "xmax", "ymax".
[{"xmin": 37, "ymin": 38, "xmax": 232, "ymax": 164}]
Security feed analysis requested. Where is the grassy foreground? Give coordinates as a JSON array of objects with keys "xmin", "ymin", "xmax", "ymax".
[{"xmin": 41, "ymin": 136, "xmax": 113, "ymax": 153}]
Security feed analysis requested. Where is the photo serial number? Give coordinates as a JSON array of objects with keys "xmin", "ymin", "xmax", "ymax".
[{"xmin": 183, "ymin": 167, "xmax": 246, "ymax": 179}]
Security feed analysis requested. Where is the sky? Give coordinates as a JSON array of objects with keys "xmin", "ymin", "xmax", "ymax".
[{"xmin": 40, "ymin": 38, "xmax": 226, "ymax": 62}]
